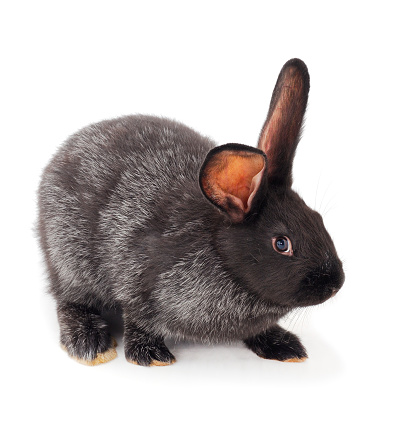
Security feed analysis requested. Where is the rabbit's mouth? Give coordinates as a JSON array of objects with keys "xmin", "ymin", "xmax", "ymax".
[{"xmin": 295, "ymin": 285, "xmax": 340, "ymax": 307}]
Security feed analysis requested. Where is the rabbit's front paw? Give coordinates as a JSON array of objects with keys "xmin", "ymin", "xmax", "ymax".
[{"xmin": 244, "ymin": 324, "xmax": 308, "ymax": 363}]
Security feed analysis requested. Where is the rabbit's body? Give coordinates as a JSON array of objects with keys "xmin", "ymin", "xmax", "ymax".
[
  {"xmin": 39, "ymin": 116, "xmax": 286, "ymax": 343},
  {"xmin": 39, "ymin": 59, "xmax": 344, "ymax": 366}
]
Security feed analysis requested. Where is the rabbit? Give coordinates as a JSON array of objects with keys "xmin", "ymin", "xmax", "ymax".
[{"xmin": 38, "ymin": 58, "xmax": 345, "ymax": 367}]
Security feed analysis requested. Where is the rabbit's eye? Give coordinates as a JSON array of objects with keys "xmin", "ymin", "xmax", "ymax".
[{"xmin": 272, "ymin": 236, "xmax": 293, "ymax": 256}]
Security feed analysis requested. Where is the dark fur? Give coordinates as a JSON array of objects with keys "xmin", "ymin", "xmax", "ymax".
[
  {"xmin": 58, "ymin": 303, "xmax": 113, "ymax": 361},
  {"xmin": 244, "ymin": 324, "xmax": 308, "ymax": 361},
  {"xmin": 38, "ymin": 59, "xmax": 344, "ymax": 365}
]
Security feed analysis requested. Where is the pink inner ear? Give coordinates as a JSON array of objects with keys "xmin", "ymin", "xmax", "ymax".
[
  {"xmin": 213, "ymin": 152, "xmax": 266, "ymax": 212},
  {"xmin": 246, "ymin": 168, "xmax": 265, "ymax": 212},
  {"xmin": 201, "ymin": 150, "xmax": 266, "ymax": 221}
]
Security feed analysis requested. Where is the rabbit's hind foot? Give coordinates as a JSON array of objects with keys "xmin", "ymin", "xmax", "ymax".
[
  {"xmin": 61, "ymin": 339, "xmax": 117, "ymax": 366},
  {"xmin": 125, "ymin": 341, "xmax": 176, "ymax": 367},
  {"xmin": 57, "ymin": 302, "xmax": 117, "ymax": 366},
  {"xmin": 127, "ymin": 357, "xmax": 176, "ymax": 367},
  {"xmin": 124, "ymin": 323, "xmax": 176, "ymax": 367}
]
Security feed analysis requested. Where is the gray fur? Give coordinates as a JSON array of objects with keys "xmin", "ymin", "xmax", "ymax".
[
  {"xmin": 39, "ymin": 116, "xmax": 285, "ymax": 342},
  {"xmin": 38, "ymin": 59, "xmax": 344, "ymax": 365}
]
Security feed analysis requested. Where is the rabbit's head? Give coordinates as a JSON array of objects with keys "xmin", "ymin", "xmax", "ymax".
[{"xmin": 200, "ymin": 59, "xmax": 344, "ymax": 308}]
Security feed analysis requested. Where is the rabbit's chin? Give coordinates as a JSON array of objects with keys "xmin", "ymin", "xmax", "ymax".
[{"xmin": 292, "ymin": 284, "xmax": 342, "ymax": 307}]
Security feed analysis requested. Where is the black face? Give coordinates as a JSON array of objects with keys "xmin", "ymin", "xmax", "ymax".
[
  {"xmin": 218, "ymin": 188, "xmax": 345, "ymax": 308},
  {"xmin": 203, "ymin": 59, "xmax": 343, "ymax": 309}
]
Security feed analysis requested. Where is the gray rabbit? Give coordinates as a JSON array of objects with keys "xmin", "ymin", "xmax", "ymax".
[{"xmin": 38, "ymin": 59, "xmax": 344, "ymax": 366}]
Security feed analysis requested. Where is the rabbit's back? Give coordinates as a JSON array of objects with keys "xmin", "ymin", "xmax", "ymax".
[{"xmin": 38, "ymin": 115, "xmax": 215, "ymax": 308}]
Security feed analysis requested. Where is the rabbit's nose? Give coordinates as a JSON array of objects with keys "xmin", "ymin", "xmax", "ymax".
[
  {"xmin": 304, "ymin": 257, "xmax": 345, "ymax": 292},
  {"xmin": 330, "ymin": 273, "xmax": 345, "ymax": 297},
  {"xmin": 321, "ymin": 253, "xmax": 345, "ymax": 291}
]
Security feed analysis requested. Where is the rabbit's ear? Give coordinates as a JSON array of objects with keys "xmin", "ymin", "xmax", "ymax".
[
  {"xmin": 200, "ymin": 144, "xmax": 267, "ymax": 223},
  {"xmin": 258, "ymin": 58, "xmax": 310, "ymax": 187}
]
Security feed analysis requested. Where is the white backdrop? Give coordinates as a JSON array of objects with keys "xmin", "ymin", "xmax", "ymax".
[{"xmin": 1, "ymin": 1, "xmax": 400, "ymax": 430}]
